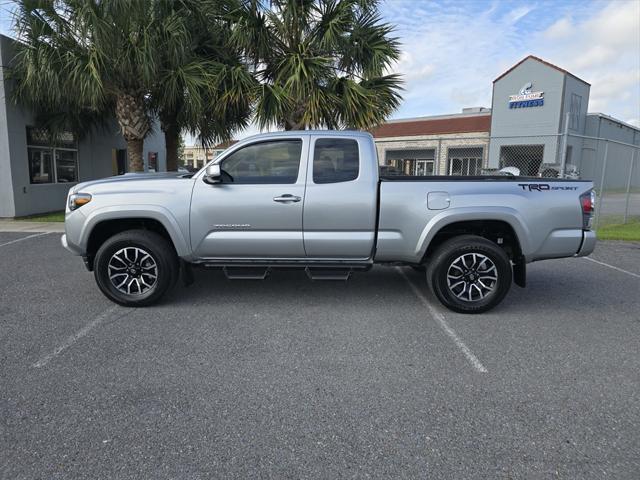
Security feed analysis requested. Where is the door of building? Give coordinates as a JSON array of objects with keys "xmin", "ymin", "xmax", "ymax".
[{"xmin": 112, "ymin": 149, "xmax": 127, "ymax": 175}]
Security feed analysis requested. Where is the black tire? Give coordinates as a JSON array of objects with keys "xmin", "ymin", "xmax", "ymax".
[
  {"xmin": 426, "ymin": 235, "xmax": 512, "ymax": 314},
  {"xmin": 94, "ymin": 229, "xmax": 178, "ymax": 307}
]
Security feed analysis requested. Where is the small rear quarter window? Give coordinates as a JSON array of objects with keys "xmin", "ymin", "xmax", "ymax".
[{"xmin": 313, "ymin": 139, "xmax": 359, "ymax": 184}]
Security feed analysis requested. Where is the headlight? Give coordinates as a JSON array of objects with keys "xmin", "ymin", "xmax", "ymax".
[{"xmin": 68, "ymin": 192, "xmax": 92, "ymax": 211}]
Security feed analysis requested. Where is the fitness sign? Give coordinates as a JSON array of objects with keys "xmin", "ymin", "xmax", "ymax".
[{"xmin": 509, "ymin": 82, "xmax": 544, "ymax": 109}]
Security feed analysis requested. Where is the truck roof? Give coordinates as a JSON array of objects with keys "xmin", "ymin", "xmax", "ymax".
[{"xmin": 241, "ymin": 130, "xmax": 374, "ymax": 142}]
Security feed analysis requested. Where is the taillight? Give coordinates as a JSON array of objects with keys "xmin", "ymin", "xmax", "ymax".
[{"xmin": 580, "ymin": 190, "xmax": 595, "ymax": 230}]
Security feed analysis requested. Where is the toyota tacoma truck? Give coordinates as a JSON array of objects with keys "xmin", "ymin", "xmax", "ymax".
[{"xmin": 62, "ymin": 131, "xmax": 596, "ymax": 313}]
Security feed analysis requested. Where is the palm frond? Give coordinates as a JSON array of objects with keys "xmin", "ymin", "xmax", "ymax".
[{"xmin": 236, "ymin": 0, "xmax": 404, "ymax": 130}]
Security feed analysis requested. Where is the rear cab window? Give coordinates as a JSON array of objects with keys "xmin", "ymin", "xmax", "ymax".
[{"xmin": 313, "ymin": 138, "xmax": 359, "ymax": 184}]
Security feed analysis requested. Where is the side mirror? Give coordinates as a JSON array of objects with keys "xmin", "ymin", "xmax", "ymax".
[{"xmin": 203, "ymin": 164, "xmax": 222, "ymax": 184}]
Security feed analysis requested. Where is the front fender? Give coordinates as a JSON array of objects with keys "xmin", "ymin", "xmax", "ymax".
[{"xmin": 78, "ymin": 205, "xmax": 191, "ymax": 257}]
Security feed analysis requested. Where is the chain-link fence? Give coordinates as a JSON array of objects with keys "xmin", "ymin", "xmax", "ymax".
[
  {"xmin": 570, "ymin": 135, "xmax": 640, "ymax": 228},
  {"xmin": 489, "ymin": 134, "xmax": 639, "ymax": 227},
  {"xmin": 377, "ymin": 133, "xmax": 639, "ymax": 225}
]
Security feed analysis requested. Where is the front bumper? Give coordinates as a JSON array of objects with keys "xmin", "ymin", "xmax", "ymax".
[
  {"xmin": 60, "ymin": 233, "xmax": 83, "ymax": 255},
  {"xmin": 575, "ymin": 230, "xmax": 597, "ymax": 257}
]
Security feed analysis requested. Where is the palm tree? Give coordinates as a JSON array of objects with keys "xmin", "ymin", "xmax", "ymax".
[
  {"xmin": 150, "ymin": 0, "xmax": 255, "ymax": 170},
  {"xmin": 12, "ymin": 1, "xmax": 162, "ymax": 171},
  {"xmin": 231, "ymin": 0, "xmax": 403, "ymax": 131},
  {"xmin": 12, "ymin": 0, "xmax": 255, "ymax": 172}
]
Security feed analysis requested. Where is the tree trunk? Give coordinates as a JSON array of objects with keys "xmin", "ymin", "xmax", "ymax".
[
  {"xmin": 115, "ymin": 92, "xmax": 150, "ymax": 173},
  {"xmin": 284, "ymin": 104, "xmax": 306, "ymax": 130},
  {"xmin": 164, "ymin": 123, "xmax": 179, "ymax": 171},
  {"xmin": 285, "ymin": 118, "xmax": 305, "ymax": 130},
  {"xmin": 126, "ymin": 138, "xmax": 144, "ymax": 172}
]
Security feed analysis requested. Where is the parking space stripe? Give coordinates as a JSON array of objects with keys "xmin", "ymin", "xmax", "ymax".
[
  {"xmin": 32, "ymin": 305, "xmax": 122, "ymax": 368},
  {"xmin": 396, "ymin": 267, "xmax": 488, "ymax": 373},
  {"xmin": 584, "ymin": 257, "xmax": 640, "ymax": 279},
  {"xmin": 0, "ymin": 232, "xmax": 50, "ymax": 248}
]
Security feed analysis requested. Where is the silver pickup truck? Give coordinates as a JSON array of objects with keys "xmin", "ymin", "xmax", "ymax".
[{"xmin": 62, "ymin": 131, "xmax": 596, "ymax": 313}]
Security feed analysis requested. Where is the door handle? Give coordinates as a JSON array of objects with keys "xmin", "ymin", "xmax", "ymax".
[{"xmin": 273, "ymin": 194, "xmax": 301, "ymax": 203}]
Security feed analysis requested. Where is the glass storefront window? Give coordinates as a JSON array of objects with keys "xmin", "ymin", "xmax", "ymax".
[
  {"xmin": 449, "ymin": 157, "xmax": 482, "ymax": 176},
  {"xmin": 448, "ymin": 147, "xmax": 484, "ymax": 176},
  {"xmin": 55, "ymin": 150, "xmax": 78, "ymax": 183},
  {"xmin": 26, "ymin": 127, "xmax": 78, "ymax": 184},
  {"xmin": 28, "ymin": 148, "xmax": 54, "ymax": 184},
  {"xmin": 413, "ymin": 160, "xmax": 434, "ymax": 176}
]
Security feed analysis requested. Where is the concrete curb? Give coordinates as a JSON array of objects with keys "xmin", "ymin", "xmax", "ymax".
[{"xmin": 0, "ymin": 220, "xmax": 65, "ymax": 233}]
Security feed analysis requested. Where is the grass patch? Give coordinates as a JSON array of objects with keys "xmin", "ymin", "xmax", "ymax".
[
  {"xmin": 597, "ymin": 222, "xmax": 640, "ymax": 242},
  {"xmin": 16, "ymin": 211, "xmax": 65, "ymax": 222}
]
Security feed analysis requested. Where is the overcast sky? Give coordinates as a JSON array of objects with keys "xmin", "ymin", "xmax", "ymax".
[{"xmin": 1, "ymin": 0, "xmax": 638, "ymax": 144}]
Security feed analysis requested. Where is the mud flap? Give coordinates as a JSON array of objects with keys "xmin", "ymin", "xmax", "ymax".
[
  {"xmin": 180, "ymin": 260, "xmax": 194, "ymax": 287},
  {"xmin": 513, "ymin": 257, "xmax": 526, "ymax": 288}
]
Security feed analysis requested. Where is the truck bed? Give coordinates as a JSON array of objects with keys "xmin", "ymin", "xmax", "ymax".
[
  {"xmin": 375, "ymin": 176, "xmax": 594, "ymax": 263},
  {"xmin": 379, "ymin": 175, "xmax": 587, "ymax": 182}
]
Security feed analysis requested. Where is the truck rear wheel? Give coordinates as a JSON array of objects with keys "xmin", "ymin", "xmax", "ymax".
[
  {"xmin": 94, "ymin": 229, "xmax": 178, "ymax": 307},
  {"xmin": 426, "ymin": 235, "xmax": 512, "ymax": 314}
]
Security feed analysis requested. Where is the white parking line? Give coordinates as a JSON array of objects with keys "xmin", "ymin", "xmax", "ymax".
[
  {"xmin": 397, "ymin": 267, "xmax": 488, "ymax": 373},
  {"xmin": 584, "ymin": 257, "xmax": 640, "ymax": 279},
  {"xmin": 32, "ymin": 305, "xmax": 121, "ymax": 368},
  {"xmin": 0, "ymin": 232, "xmax": 50, "ymax": 248}
]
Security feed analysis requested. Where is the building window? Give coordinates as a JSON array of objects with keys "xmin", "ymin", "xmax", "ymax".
[
  {"xmin": 448, "ymin": 147, "xmax": 483, "ymax": 176},
  {"xmin": 385, "ymin": 158, "xmax": 434, "ymax": 176},
  {"xmin": 55, "ymin": 150, "xmax": 78, "ymax": 182},
  {"xmin": 26, "ymin": 127, "xmax": 78, "ymax": 184},
  {"xmin": 412, "ymin": 160, "xmax": 434, "ymax": 175},
  {"xmin": 313, "ymin": 138, "xmax": 359, "ymax": 184},
  {"xmin": 28, "ymin": 148, "xmax": 54, "ymax": 184},
  {"xmin": 569, "ymin": 93, "xmax": 582, "ymax": 130},
  {"xmin": 385, "ymin": 149, "xmax": 435, "ymax": 176},
  {"xmin": 449, "ymin": 157, "xmax": 481, "ymax": 176}
]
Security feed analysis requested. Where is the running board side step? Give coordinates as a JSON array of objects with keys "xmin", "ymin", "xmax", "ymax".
[
  {"xmin": 199, "ymin": 262, "xmax": 372, "ymax": 281},
  {"xmin": 305, "ymin": 267, "xmax": 352, "ymax": 281},
  {"xmin": 222, "ymin": 266, "xmax": 269, "ymax": 280}
]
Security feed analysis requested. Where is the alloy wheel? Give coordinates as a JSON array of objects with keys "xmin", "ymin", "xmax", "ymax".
[
  {"xmin": 446, "ymin": 253, "xmax": 498, "ymax": 302},
  {"xmin": 107, "ymin": 247, "xmax": 158, "ymax": 295}
]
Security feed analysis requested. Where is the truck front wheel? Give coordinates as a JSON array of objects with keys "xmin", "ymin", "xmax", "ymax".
[
  {"xmin": 94, "ymin": 229, "xmax": 178, "ymax": 307},
  {"xmin": 426, "ymin": 235, "xmax": 512, "ymax": 314}
]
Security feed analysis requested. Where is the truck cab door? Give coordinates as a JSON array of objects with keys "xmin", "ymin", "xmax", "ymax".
[
  {"xmin": 190, "ymin": 137, "xmax": 308, "ymax": 259},
  {"xmin": 302, "ymin": 135, "xmax": 377, "ymax": 259}
]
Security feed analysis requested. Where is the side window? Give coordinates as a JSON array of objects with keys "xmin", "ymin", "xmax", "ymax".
[
  {"xmin": 26, "ymin": 126, "xmax": 78, "ymax": 184},
  {"xmin": 221, "ymin": 140, "xmax": 302, "ymax": 184},
  {"xmin": 313, "ymin": 138, "xmax": 359, "ymax": 184}
]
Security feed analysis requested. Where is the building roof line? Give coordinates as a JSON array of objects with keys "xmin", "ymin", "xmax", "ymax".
[
  {"xmin": 381, "ymin": 111, "xmax": 491, "ymax": 124},
  {"xmin": 493, "ymin": 55, "xmax": 591, "ymax": 86},
  {"xmin": 370, "ymin": 115, "xmax": 491, "ymax": 138},
  {"xmin": 587, "ymin": 112, "xmax": 640, "ymax": 132}
]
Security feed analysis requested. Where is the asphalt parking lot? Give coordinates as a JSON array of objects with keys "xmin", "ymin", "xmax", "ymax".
[{"xmin": 1, "ymin": 232, "xmax": 639, "ymax": 479}]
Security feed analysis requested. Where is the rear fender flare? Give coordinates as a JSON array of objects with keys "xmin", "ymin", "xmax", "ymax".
[{"xmin": 415, "ymin": 207, "xmax": 531, "ymax": 261}]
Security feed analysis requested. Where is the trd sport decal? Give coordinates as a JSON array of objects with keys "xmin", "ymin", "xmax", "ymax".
[{"xmin": 518, "ymin": 184, "xmax": 579, "ymax": 191}]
